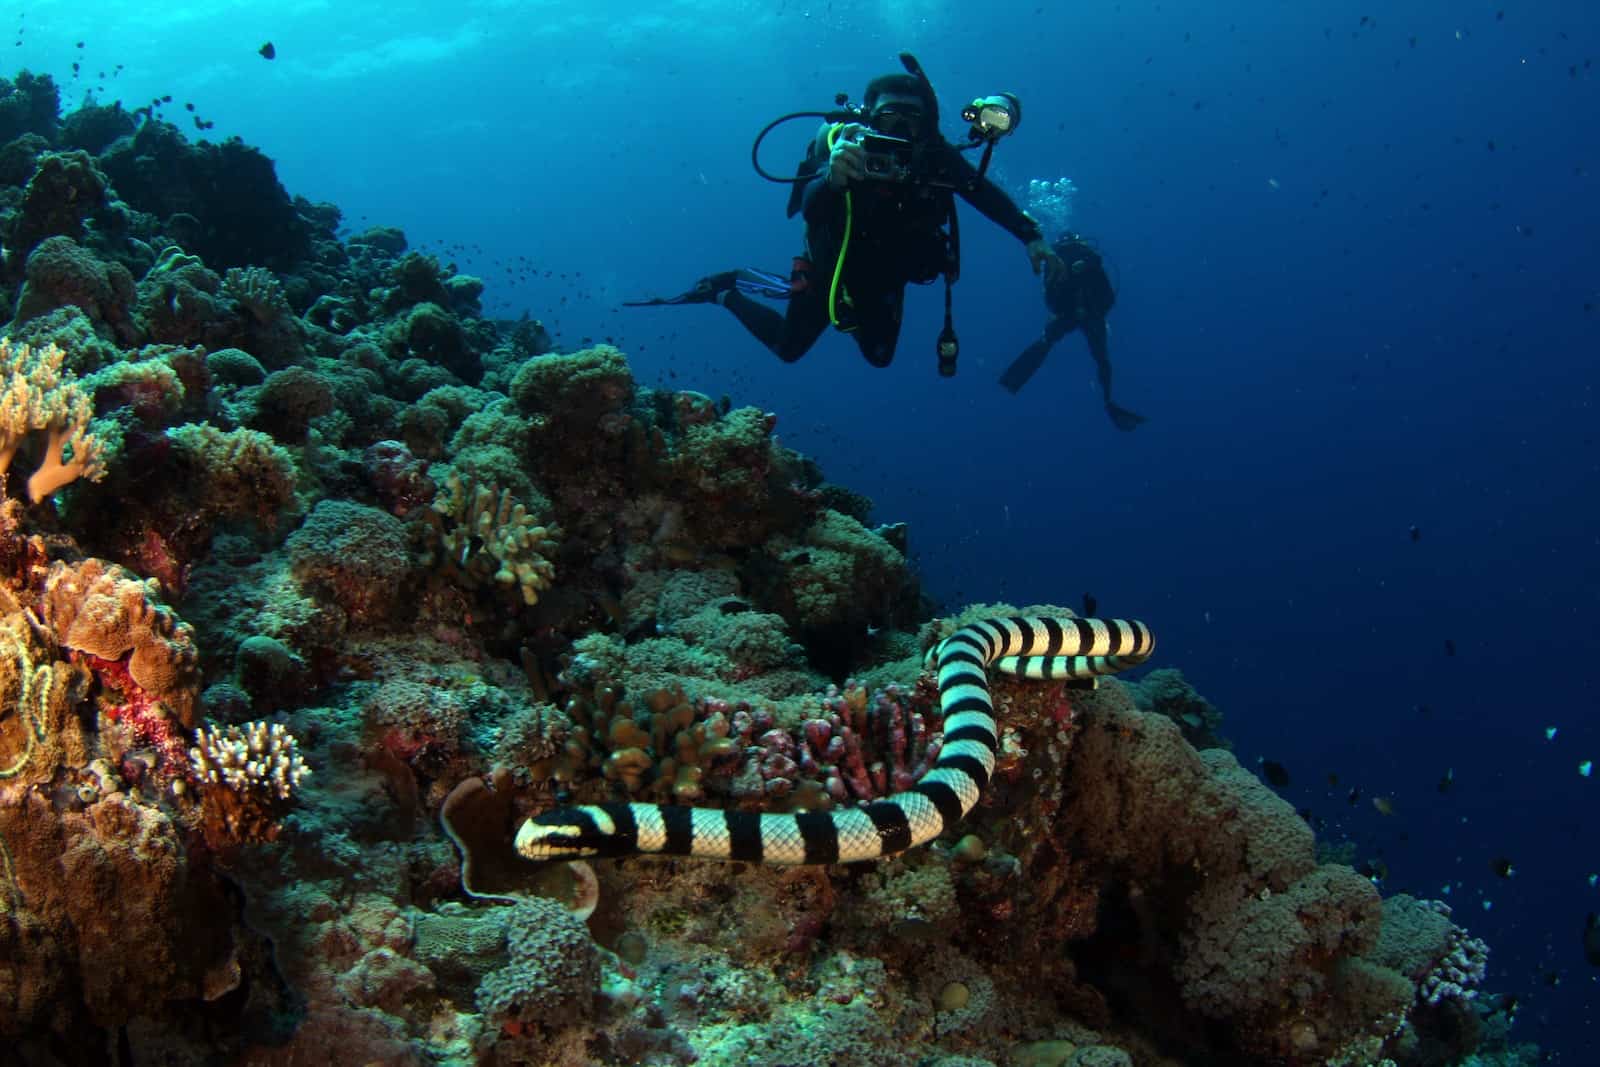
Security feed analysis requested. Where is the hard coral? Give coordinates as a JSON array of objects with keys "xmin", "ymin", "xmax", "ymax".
[
  {"xmin": 475, "ymin": 895, "xmax": 600, "ymax": 1028},
  {"xmin": 1050, "ymin": 689, "xmax": 1396, "ymax": 1061},
  {"xmin": 0, "ymin": 787, "xmax": 238, "ymax": 1034},
  {"xmin": 136, "ymin": 246, "xmax": 232, "ymax": 347},
  {"xmin": 242, "ymin": 365, "xmax": 335, "ymax": 442},
  {"xmin": 286, "ymin": 500, "xmax": 415, "ymax": 628},
  {"xmin": 167, "ymin": 423, "xmax": 298, "ymax": 527},
  {"xmin": 424, "ymin": 473, "xmax": 559, "ymax": 607},
  {"xmin": 510, "ymin": 344, "xmax": 633, "ymax": 424},
  {"xmin": 4, "ymin": 150, "xmax": 109, "ymax": 265},
  {"xmin": 189, "ymin": 718, "xmax": 310, "ymax": 845},
  {"xmin": 98, "ymin": 123, "xmax": 313, "ymax": 270},
  {"xmin": 12, "ymin": 235, "xmax": 137, "ymax": 344},
  {"xmin": 1372, "ymin": 895, "xmax": 1489, "ymax": 1006}
]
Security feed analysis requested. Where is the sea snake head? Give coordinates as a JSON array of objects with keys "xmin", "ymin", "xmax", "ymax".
[{"xmin": 514, "ymin": 806, "xmax": 630, "ymax": 861}]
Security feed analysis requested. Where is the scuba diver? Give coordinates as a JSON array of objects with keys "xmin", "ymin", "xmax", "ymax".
[
  {"xmin": 628, "ymin": 56, "xmax": 1063, "ymax": 372},
  {"xmin": 998, "ymin": 232, "xmax": 1145, "ymax": 431}
]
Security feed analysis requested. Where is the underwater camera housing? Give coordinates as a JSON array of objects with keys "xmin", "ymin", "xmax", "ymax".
[{"xmin": 857, "ymin": 130, "xmax": 917, "ymax": 182}]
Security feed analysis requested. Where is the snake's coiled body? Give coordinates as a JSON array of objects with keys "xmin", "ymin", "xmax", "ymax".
[{"xmin": 516, "ymin": 616, "xmax": 1153, "ymax": 865}]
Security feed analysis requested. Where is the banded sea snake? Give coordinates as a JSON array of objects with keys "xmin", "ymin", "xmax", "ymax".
[{"xmin": 516, "ymin": 615, "xmax": 1154, "ymax": 866}]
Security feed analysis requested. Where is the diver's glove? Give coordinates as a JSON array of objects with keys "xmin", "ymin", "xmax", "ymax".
[
  {"xmin": 826, "ymin": 124, "xmax": 867, "ymax": 189},
  {"xmin": 1026, "ymin": 238, "xmax": 1067, "ymax": 284}
]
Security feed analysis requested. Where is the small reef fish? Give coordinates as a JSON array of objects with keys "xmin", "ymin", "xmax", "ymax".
[{"xmin": 259, "ymin": 41, "xmax": 276, "ymax": 60}]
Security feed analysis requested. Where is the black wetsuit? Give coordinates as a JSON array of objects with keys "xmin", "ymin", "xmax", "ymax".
[
  {"xmin": 998, "ymin": 235, "xmax": 1141, "ymax": 429},
  {"xmin": 723, "ymin": 135, "xmax": 1041, "ymax": 368}
]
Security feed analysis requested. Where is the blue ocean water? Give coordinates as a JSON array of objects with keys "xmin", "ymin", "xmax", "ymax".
[{"xmin": 21, "ymin": 0, "xmax": 1597, "ymax": 1056}]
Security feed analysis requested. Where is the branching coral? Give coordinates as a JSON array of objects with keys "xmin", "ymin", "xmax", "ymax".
[
  {"xmin": 189, "ymin": 719, "xmax": 310, "ymax": 800},
  {"xmin": 188, "ymin": 718, "xmax": 310, "ymax": 844},
  {"xmin": 0, "ymin": 337, "xmax": 106, "ymax": 503},
  {"xmin": 424, "ymin": 473, "xmax": 559, "ymax": 606}
]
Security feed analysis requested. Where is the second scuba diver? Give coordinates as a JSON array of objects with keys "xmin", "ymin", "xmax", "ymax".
[
  {"xmin": 629, "ymin": 58, "xmax": 1063, "ymax": 371},
  {"xmin": 999, "ymin": 232, "xmax": 1145, "ymax": 431}
]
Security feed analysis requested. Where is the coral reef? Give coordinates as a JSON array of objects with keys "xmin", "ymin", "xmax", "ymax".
[{"xmin": 0, "ymin": 76, "xmax": 1534, "ymax": 1067}]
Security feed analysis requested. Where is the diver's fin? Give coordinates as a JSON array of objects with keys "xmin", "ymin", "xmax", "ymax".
[
  {"xmin": 1106, "ymin": 403, "xmax": 1145, "ymax": 432},
  {"xmin": 999, "ymin": 337, "xmax": 1053, "ymax": 394},
  {"xmin": 732, "ymin": 267, "xmax": 794, "ymax": 300},
  {"xmin": 623, "ymin": 269, "xmax": 790, "ymax": 307}
]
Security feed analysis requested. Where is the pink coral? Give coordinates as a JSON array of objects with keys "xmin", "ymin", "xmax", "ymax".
[{"xmin": 81, "ymin": 652, "xmax": 189, "ymax": 774}]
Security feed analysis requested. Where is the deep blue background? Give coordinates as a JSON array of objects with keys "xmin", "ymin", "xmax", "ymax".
[{"xmin": 22, "ymin": 0, "xmax": 1598, "ymax": 1056}]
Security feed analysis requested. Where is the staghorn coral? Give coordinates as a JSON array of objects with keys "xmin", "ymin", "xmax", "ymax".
[
  {"xmin": 0, "ymin": 337, "xmax": 106, "ymax": 504},
  {"xmin": 423, "ymin": 473, "xmax": 559, "ymax": 607}
]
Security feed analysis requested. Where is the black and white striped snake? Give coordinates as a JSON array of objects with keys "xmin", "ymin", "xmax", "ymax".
[{"xmin": 516, "ymin": 615, "xmax": 1154, "ymax": 866}]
